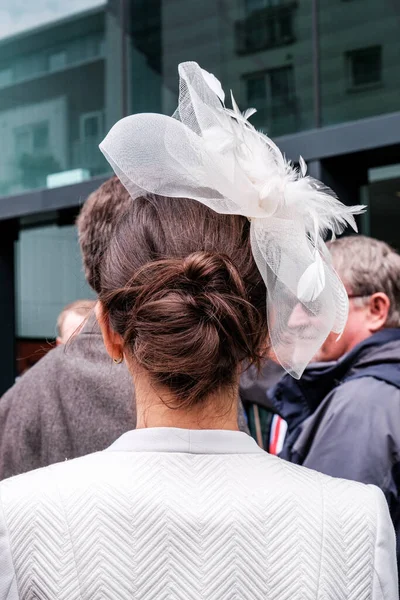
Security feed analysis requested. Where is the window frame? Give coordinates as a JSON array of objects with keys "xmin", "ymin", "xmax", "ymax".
[
  {"xmin": 244, "ymin": 65, "xmax": 296, "ymax": 132},
  {"xmin": 79, "ymin": 111, "xmax": 104, "ymax": 142},
  {"xmin": 346, "ymin": 45, "xmax": 383, "ymax": 91}
]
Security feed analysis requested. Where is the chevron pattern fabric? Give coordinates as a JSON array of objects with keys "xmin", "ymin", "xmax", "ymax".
[{"xmin": 0, "ymin": 439, "xmax": 393, "ymax": 599}]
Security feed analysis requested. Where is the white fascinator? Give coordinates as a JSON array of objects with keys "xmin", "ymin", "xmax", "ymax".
[{"xmin": 100, "ymin": 61, "xmax": 364, "ymax": 378}]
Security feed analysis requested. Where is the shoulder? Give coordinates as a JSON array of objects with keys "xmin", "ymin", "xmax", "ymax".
[
  {"xmin": 316, "ymin": 473, "xmax": 396, "ymax": 596},
  {"xmin": 245, "ymin": 451, "xmax": 379, "ymax": 510},
  {"xmin": 0, "ymin": 451, "xmax": 391, "ymax": 596},
  {"xmin": 0, "ymin": 452, "xmax": 115, "ymax": 542},
  {"xmin": 325, "ymin": 375, "xmax": 400, "ymax": 415},
  {"xmin": 283, "ymin": 461, "xmax": 387, "ymax": 561},
  {"xmin": 0, "ymin": 448, "xmax": 380, "ymax": 500},
  {"xmin": 0, "ymin": 450, "xmax": 110, "ymax": 496},
  {"xmin": 244, "ymin": 455, "xmax": 386, "ymax": 591},
  {"xmin": 0, "ymin": 450, "xmax": 383, "ymax": 530},
  {"xmin": 270, "ymin": 454, "xmax": 383, "ymax": 522}
]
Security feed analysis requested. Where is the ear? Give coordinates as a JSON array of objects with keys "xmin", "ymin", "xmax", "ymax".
[
  {"xmin": 95, "ymin": 301, "xmax": 125, "ymax": 361},
  {"xmin": 56, "ymin": 337, "xmax": 63, "ymax": 346},
  {"xmin": 367, "ymin": 292, "xmax": 391, "ymax": 333}
]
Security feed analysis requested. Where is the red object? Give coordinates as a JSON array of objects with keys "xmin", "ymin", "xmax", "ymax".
[
  {"xmin": 16, "ymin": 339, "xmax": 55, "ymax": 376},
  {"xmin": 269, "ymin": 414, "xmax": 288, "ymax": 455}
]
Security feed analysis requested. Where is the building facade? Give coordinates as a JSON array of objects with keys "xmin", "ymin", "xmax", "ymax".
[{"xmin": 0, "ymin": 0, "xmax": 399, "ymax": 392}]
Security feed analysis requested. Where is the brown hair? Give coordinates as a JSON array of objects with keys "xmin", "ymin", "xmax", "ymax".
[
  {"xmin": 76, "ymin": 176, "xmax": 132, "ymax": 293},
  {"xmin": 329, "ymin": 235, "xmax": 400, "ymax": 327},
  {"xmin": 98, "ymin": 194, "xmax": 268, "ymax": 408},
  {"xmin": 57, "ymin": 299, "xmax": 96, "ymax": 338}
]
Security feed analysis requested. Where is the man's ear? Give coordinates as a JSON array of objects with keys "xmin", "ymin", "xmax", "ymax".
[
  {"xmin": 95, "ymin": 302, "xmax": 125, "ymax": 361},
  {"xmin": 367, "ymin": 292, "xmax": 391, "ymax": 333}
]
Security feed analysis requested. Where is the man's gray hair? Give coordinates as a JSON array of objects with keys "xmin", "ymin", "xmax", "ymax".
[{"xmin": 328, "ymin": 235, "xmax": 400, "ymax": 328}]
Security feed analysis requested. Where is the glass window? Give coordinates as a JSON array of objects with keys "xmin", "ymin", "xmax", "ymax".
[
  {"xmin": 13, "ymin": 121, "xmax": 59, "ymax": 189},
  {"xmin": 245, "ymin": 0, "xmax": 265, "ymax": 13},
  {"xmin": 14, "ymin": 128, "xmax": 31, "ymax": 157},
  {"xmin": 0, "ymin": 2, "xmax": 105, "ymax": 38},
  {"xmin": 32, "ymin": 122, "xmax": 50, "ymax": 151},
  {"xmin": 81, "ymin": 112, "xmax": 103, "ymax": 139},
  {"xmin": 270, "ymin": 66, "xmax": 294, "ymax": 106},
  {"xmin": 247, "ymin": 75, "xmax": 267, "ymax": 104},
  {"xmin": 0, "ymin": 1, "xmax": 109, "ymax": 197},
  {"xmin": 279, "ymin": 10, "xmax": 294, "ymax": 41},
  {"xmin": 245, "ymin": 0, "xmax": 281, "ymax": 14},
  {"xmin": 49, "ymin": 51, "xmax": 67, "ymax": 72},
  {"xmin": 16, "ymin": 224, "xmax": 95, "ymax": 339},
  {"xmin": 14, "ymin": 53, "xmax": 47, "ymax": 82},
  {"xmin": 0, "ymin": 1, "xmax": 108, "ymax": 354},
  {"xmin": 0, "ymin": 67, "xmax": 12, "ymax": 87},
  {"xmin": 361, "ymin": 166, "xmax": 400, "ymax": 252},
  {"xmin": 14, "ymin": 123, "xmax": 50, "ymax": 158},
  {"xmin": 245, "ymin": 66, "xmax": 296, "ymax": 135},
  {"xmin": 347, "ymin": 46, "xmax": 382, "ymax": 88},
  {"xmin": 238, "ymin": 1, "xmax": 296, "ymax": 54},
  {"xmin": 128, "ymin": 0, "xmax": 313, "ymax": 134},
  {"xmin": 320, "ymin": 2, "xmax": 399, "ymax": 126}
]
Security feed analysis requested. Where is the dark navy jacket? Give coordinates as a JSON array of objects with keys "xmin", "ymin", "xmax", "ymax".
[{"xmin": 268, "ymin": 328, "xmax": 400, "ymax": 559}]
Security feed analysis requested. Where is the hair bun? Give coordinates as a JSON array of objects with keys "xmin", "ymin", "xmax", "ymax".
[
  {"xmin": 182, "ymin": 252, "xmax": 247, "ymax": 297},
  {"xmin": 99, "ymin": 195, "xmax": 267, "ymax": 409},
  {"xmin": 109, "ymin": 251, "xmax": 263, "ymax": 407}
]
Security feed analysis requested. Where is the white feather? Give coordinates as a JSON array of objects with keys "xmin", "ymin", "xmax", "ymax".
[
  {"xmin": 200, "ymin": 68, "xmax": 225, "ymax": 103},
  {"xmin": 284, "ymin": 178, "xmax": 366, "ymax": 237},
  {"xmin": 192, "ymin": 63, "xmax": 365, "ymax": 258},
  {"xmin": 243, "ymin": 107, "xmax": 257, "ymax": 120},
  {"xmin": 299, "ymin": 155, "xmax": 307, "ymax": 177},
  {"xmin": 203, "ymin": 126, "xmax": 236, "ymax": 153},
  {"xmin": 226, "ymin": 100, "xmax": 366, "ymax": 237},
  {"xmin": 230, "ymin": 90, "xmax": 241, "ymax": 116},
  {"xmin": 297, "ymin": 251, "xmax": 326, "ymax": 303}
]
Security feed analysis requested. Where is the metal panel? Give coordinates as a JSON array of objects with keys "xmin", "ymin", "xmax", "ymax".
[
  {"xmin": 277, "ymin": 110, "xmax": 400, "ymax": 161},
  {"xmin": 0, "ymin": 109, "xmax": 398, "ymax": 221},
  {"xmin": 0, "ymin": 175, "xmax": 108, "ymax": 221}
]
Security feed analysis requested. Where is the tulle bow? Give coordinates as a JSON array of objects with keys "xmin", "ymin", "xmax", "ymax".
[{"xmin": 100, "ymin": 61, "xmax": 365, "ymax": 378}]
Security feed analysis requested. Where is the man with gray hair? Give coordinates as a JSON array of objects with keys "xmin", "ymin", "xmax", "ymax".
[{"xmin": 269, "ymin": 235, "xmax": 400, "ymax": 563}]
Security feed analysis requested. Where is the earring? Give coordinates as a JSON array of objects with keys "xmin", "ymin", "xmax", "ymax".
[{"xmin": 113, "ymin": 355, "xmax": 123, "ymax": 364}]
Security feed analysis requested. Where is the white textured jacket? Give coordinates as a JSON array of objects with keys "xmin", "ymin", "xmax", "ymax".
[{"xmin": 0, "ymin": 428, "xmax": 397, "ymax": 600}]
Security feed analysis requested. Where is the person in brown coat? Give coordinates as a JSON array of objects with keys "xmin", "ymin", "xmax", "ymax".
[{"xmin": 0, "ymin": 178, "xmax": 136, "ymax": 479}]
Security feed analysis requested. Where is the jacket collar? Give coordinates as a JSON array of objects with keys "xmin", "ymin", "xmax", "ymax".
[
  {"xmin": 269, "ymin": 328, "xmax": 400, "ymax": 429},
  {"xmin": 106, "ymin": 427, "xmax": 262, "ymax": 455},
  {"xmin": 340, "ymin": 328, "xmax": 400, "ymax": 368}
]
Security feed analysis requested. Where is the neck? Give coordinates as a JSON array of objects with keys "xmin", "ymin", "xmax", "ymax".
[{"xmin": 132, "ymin": 370, "xmax": 239, "ymax": 431}]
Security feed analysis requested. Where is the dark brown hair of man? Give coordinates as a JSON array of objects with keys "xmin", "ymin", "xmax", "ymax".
[
  {"xmin": 77, "ymin": 176, "xmax": 133, "ymax": 294},
  {"xmin": 98, "ymin": 194, "xmax": 268, "ymax": 409}
]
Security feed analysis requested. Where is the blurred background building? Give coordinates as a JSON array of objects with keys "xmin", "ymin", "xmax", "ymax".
[{"xmin": 0, "ymin": 0, "xmax": 399, "ymax": 390}]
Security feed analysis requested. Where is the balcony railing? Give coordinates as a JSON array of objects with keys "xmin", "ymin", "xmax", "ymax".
[{"xmin": 235, "ymin": 2, "xmax": 297, "ymax": 55}]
